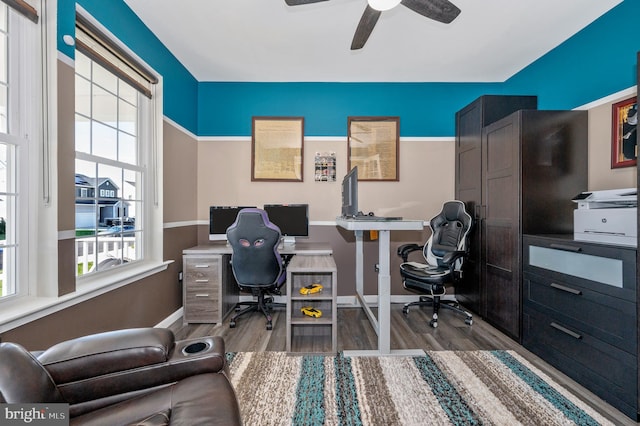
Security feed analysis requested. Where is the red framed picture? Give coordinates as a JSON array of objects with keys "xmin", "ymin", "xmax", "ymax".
[{"xmin": 611, "ymin": 96, "xmax": 638, "ymax": 168}]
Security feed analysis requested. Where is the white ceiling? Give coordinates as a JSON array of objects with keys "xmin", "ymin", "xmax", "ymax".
[{"xmin": 123, "ymin": 0, "xmax": 621, "ymax": 83}]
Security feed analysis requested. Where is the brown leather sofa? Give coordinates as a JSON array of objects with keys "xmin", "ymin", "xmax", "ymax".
[{"xmin": 0, "ymin": 328, "xmax": 242, "ymax": 425}]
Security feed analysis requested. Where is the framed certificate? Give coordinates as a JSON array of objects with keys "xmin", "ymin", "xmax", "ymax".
[
  {"xmin": 347, "ymin": 117, "xmax": 399, "ymax": 181},
  {"xmin": 252, "ymin": 117, "xmax": 304, "ymax": 181}
]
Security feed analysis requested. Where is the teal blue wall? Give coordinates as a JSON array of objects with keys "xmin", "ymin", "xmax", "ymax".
[
  {"xmin": 60, "ymin": 0, "xmax": 199, "ymax": 133},
  {"xmin": 59, "ymin": 1, "xmax": 638, "ymax": 137},
  {"xmin": 505, "ymin": 0, "xmax": 638, "ymax": 110}
]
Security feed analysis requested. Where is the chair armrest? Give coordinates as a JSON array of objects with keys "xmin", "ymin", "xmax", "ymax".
[
  {"xmin": 397, "ymin": 244, "xmax": 423, "ymax": 262},
  {"xmin": 442, "ymin": 250, "xmax": 466, "ymax": 266}
]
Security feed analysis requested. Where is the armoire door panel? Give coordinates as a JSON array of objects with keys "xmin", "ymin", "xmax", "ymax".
[
  {"xmin": 485, "ymin": 124, "xmax": 514, "ymax": 173},
  {"xmin": 485, "ymin": 177, "xmax": 515, "ymax": 219},
  {"xmin": 485, "ymin": 265, "xmax": 520, "ymax": 338},
  {"xmin": 485, "ymin": 225, "xmax": 514, "ymax": 271},
  {"xmin": 457, "ymin": 149, "xmax": 482, "ymax": 190}
]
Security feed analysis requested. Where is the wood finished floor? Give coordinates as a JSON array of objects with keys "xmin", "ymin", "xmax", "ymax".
[{"xmin": 169, "ymin": 304, "xmax": 637, "ymax": 425}]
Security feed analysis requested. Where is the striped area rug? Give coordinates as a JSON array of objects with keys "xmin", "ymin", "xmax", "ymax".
[{"xmin": 226, "ymin": 350, "xmax": 614, "ymax": 426}]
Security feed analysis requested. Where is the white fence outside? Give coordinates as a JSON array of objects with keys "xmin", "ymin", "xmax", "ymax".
[{"xmin": 76, "ymin": 236, "xmax": 136, "ymax": 275}]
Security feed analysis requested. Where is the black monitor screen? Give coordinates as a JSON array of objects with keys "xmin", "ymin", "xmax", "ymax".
[
  {"xmin": 209, "ymin": 206, "xmax": 255, "ymax": 241},
  {"xmin": 264, "ymin": 204, "xmax": 309, "ymax": 237},
  {"xmin": 341, "ymin": 166, "xmax": 358, "ymax": 218}
]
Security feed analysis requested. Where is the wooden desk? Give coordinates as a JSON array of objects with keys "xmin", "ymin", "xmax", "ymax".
[
  {"xmin": 183, "ymin": 241, "xmax": 333, "ymax": 256},
  {"xmin": 182, "ymin": 242, "xmax": 333, "ymax": 324},
  {"xmin": 336, "ymin": 217, "xmax": 425, "ymax": 357}
]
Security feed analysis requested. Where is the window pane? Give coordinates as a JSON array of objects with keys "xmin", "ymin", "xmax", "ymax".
[
  {"xmin": 76, "ymin": 51, "xmax": 91, "ymax": 79},
  {"xmin": 75, "ymin": 75, "xmax": 91, "ymax": 117},
  {"xmin": 119, "ymin": 80, "xmax": 137, "ymax": 105},
  {"xmin": 91, "ymin": 120, "xmax": 117, "ymax": 159},
  {"xmin": 92, "ymin": 61, "xmax": 117, "ymax": 94},
  {"xmin": 119, "ymin": 131, "xmax": 136, "ymax": 164},
  {"xmin": 75, "ymin": 114, "xmax": 91, "ymax": 154},
  {"xmin": 0, "ymin": 32, "xmax": 7, "ymax": 84},
  {"xmin": 92, "ymin": 84, "xmax": 117, "ymax": 126},
  {"xmin": 0, "ymin": 84, "xmax": 6, "ymax": 134},
  {"xmin": 118, "ymin": 99, "xmax": 136, "ymax": 135},
  {"xmin": 0, "ymin": 143, "xmax": 6, "ymax": 194}
]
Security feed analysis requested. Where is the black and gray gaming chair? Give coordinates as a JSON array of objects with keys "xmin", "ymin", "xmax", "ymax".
[
  {"xmin": 227, "ymin": 208, "xmax": 286, "ymax": 330},
  {"xmin": 397, "ymin": 200, "xmax": 473, "ymax": 328}
]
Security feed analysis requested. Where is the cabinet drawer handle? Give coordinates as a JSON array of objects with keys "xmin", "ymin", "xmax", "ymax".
[
  {"xmin": 550, "ymin": 322, "xmax": 582, "ymax": 340},
  {"xmin": 550, "ymin": 283, "xmax": 582, "ymax": 295},
  {"xmin": 195, "ymin": 279, "xmax": 209, "ymax": 283},
  {"xmin": 194, "ymin": 264, "xmax": 210, "ymax": 268},
  {"xmin": 195, "ymin": 293, "xmax": 209, "ymax": 297},
  {"xmin": 549, "ymin": 243, "xmax": 582, "ymax": 253}
]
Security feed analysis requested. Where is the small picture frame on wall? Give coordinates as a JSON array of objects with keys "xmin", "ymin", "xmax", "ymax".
[
  {"xmin": 347, "ymin": 117, "xmax": 399, "ymax": 181},
  {"xmin": 251, "ymin": 117, "xmax": 304, "ymax": 181},
  {"xmin": 611, "ymin": 96, "xmax": 637, "ymax": 169}
]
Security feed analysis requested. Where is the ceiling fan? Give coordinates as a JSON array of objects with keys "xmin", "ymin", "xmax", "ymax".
[{"xmin": 284, "ymin": 0, "xmax": 461, "ymax": 50}]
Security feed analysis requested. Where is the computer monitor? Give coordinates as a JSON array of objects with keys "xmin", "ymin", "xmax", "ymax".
[
  {"xmin": 341, "ymin": 166, "xmax": 358, "ymax": 218},
  {"xmin": 263, "ymin": 204, "xmax": 309, "ymax": 246},
  {"xmin": 209, "ymin": 206, "xmax": 255, "ymax": 241}
]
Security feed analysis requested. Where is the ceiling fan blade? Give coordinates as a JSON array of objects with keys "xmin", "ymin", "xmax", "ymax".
[
  {"xmin": 351, "ymin": 6, "xmax": 382, "ymax": 50},
  {"xmin": 284, "ymin": 0, "xmax": 329, "ymax": 5},
  {"xmin": 400, "ymin": 0, "xmax": 461, "ymax": 24}
]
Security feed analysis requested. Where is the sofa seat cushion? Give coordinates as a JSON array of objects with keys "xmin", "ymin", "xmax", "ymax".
[
  {"xmin": 70, "ymin": 373, "xmax": 241, "ymax": 426},
  {"xmin": 38, "ymin": 328, "xmax": 174, "ymax": 384}
]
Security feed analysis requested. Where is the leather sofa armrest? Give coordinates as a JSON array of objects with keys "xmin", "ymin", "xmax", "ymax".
[
  {"xmin": 54, "ymin": 334, "xmax": 228, "ymax": 412},
  {"xmin": 37, "ymin": 328, "xmax": 175, "ymax": 385}
]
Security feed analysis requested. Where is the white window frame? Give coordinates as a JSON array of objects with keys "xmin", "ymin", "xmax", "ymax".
[
  {"xmin": 0, "ymin": 1, "xmax": 41, "ymax": 304},
  {"xmin": 74, "ymin": 8, "xmax": 164, "ymax": 288},
  {"xmin": 0, "ymin": 4, "xmax": 167, "ymax": 333}
]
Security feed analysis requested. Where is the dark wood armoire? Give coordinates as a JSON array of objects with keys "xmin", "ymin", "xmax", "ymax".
[
  {"xmin": 481, "ymin": 109, "xmax": 588, "ymax": 340},
  {"xmin": 454, "ymin": 95, "xmax": 538, "ymax": 316}
]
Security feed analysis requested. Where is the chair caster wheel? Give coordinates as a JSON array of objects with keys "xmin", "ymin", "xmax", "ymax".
[
  {"xmin": 465, "ymin": 318, "xmax": 473, "ymax": 326},
  {"xmin": 430, "ymin": 319, "xmax": 438, "ymax": 328},
  {"xmin": 266, "ymin": 323, "xmax": 273, "ymax": 330},
  {"xmin": 402, "ymin": 307, "xmax": 409, "ymax": 316},
  {"xmin": 229, "ymin": 321, "xmax": 236, "ymax": 328}
]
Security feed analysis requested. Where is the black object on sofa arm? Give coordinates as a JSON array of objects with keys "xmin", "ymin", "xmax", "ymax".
[{"xmin": 0, "ymin": 328, "xmax": 242, "ymax": 426}]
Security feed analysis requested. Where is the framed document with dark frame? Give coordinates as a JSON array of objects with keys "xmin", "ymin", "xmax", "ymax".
[
  {"xmin": 252, "ymin": 117, "xmax": 304, "ymax": 181},
  {"xmin": 347, "ymin": 116, "xmax": 399, "ymax": 181},
  {"xmin": 611, "ymin": 96, "xmax": 637, "ymax": 169}
]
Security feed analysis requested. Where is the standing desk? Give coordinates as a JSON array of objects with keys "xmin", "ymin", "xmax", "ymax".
[{"xmin": 336, "ymin": 217, "xmax": 425, "ymax": 357}]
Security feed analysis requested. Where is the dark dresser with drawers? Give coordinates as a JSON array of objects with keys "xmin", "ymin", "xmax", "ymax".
[{"xmin": 522, "ymin": 234, "xmax": 637, "ymax": 420}]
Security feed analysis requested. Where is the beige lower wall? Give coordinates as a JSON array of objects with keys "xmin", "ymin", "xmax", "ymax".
[
  {"xmin": 197, "ymin": 138, "xmax": 455, "ymax": 222},
  {"xmin": 588, "ymin": 90, "xmax": 638, "ymax": 190}
]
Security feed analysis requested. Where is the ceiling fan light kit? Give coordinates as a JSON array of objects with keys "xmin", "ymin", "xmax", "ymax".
[
  {"xmin": 285, "ymin": 0, "xmax": 460, "ymax": 50},
  {"xmin": 368, "ymin": 0, "xmax": 401, "ymax": 11}
]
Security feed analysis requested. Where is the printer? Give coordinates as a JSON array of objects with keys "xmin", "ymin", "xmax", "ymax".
[{"xmin": 573, "ymin": 188, "xmax": 637, "ymax": 247}]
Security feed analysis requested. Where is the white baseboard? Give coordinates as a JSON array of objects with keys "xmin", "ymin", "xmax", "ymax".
[
  {"xmin": 157, "ymin": 293, "xmax": 461, "ymax": 327},
  {"xmin": 155, "ymin": 307, "xmax": 183, "ymax": 328},
  {"xmin": 236, "ymin": 294, "xmax": 458, "ymax": 307}
]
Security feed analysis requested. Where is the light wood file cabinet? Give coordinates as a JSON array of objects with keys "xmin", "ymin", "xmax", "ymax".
[
  {"xmin": 286, "ymin": 255, "xmax": 337, "ymax": 353},
  {"xmin": 182, "ymin": 252, "xmax": 238, "ymax": 324}
]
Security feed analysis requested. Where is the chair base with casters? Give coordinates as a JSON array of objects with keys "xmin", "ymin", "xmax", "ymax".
[
  {"xmin": 401, "ymin": 278, "xmax": 473, "ymax": 328},
  {"xmin": 229, "ymin": 288, "xmax": 286, "ymax": 330}
]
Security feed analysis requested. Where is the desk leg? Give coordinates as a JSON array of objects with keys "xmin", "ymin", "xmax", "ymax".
[
  {"xmin": 344, "ymin": 229, "xmax": 425, "ymax": 358},
  {"xmin": 355, "ymin": 230, "xmax": 364, "ymax": 297}
]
